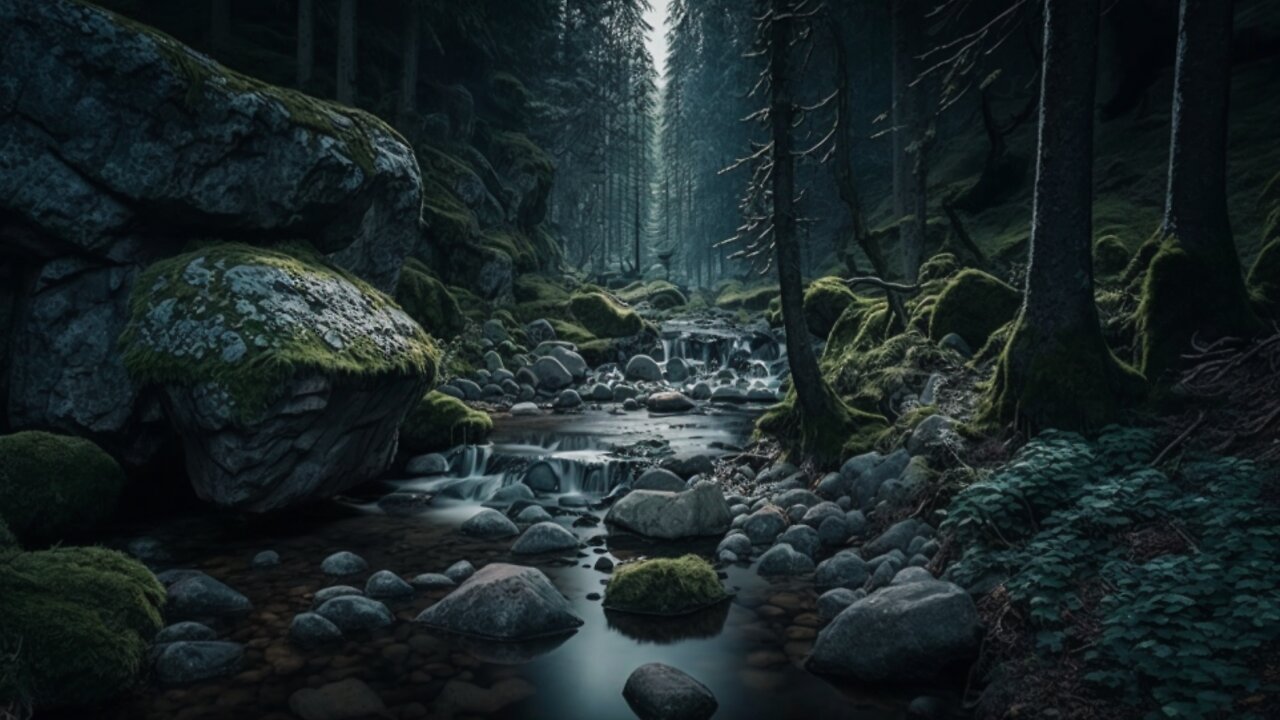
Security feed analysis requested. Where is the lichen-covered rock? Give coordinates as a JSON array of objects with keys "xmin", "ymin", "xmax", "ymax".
[
  {"xmin": 119, "ymin": 245, "xmax": 435, "ymax": 511},
  {"xmin": 0, "ymin": 431, "xmax": 125, "ymax": 545},
  {"xmin": 605, "ymin": 555, "xmax": 727, "ymax": 616},
  {"xmin": 414, "ymin": 563, "xmax": 583, "ymax": 640},
  {"xmin": 400, "ymin": 391, "xmax": 493, "ymax": 454},
  {"xmin": 0, "ymin": 0, "xmax": 422, "ymax": 290},
  {"xmin": 0, "ymin": 547, "xmax": 165, "ymax": 708}
]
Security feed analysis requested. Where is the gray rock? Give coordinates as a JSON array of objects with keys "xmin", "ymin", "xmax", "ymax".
[
  {"xmin": 709, "ymin": 386, "xmax": 746, "ymax": 404},
  {"xmin": 511, "ymin": 522, "xmax": 579, "ymax": 554},
  {"xmin": 818, "ymin": 516, "xmax": 849, "ymax": 546},
  {"xmin": 166, "ymin": 574, "xmax": 252, "ymax": 620},
  {"xmin": 414, "ymin": 563, "xmax": 583, "ymax": 640},
  {"xmin": 482, "ymin": 320, "xmax": 509, "ymax": 344},
  {"xmin": 689, "ymin": 382, "xmax": 712, "ymax": 400},
  {"xmin": 845, "ymin": 510, "xmax": 869, "ymax": 537},
  {"xmin": 289, "ymin": 678, "xmax": 388, "ymax": 720},
  {"xmin": 461, "ymin": 508, "xmax": 520, "ymax": 538},
  {"xmin": 634, "ymin": 468, "xmax": 687, "ymax": 492},
  {"xmin": 746, "ymin": 388, "xmax": 778, "ymax": 402},
  {"xmin": 515, "ymin": 505, "xmax": 554, "ymax": 524},
  {"xmin": 623, "ymin": 398, "xmax": 640, "ymax": 411},
  {"xmin": 742, "ymin": 507, "xmax": 787, "ymax": 545},
  {"xmin": 808, "ymin": 580, "xmax": 980, "ymax": 681},
  {"xmin": 815, "ymin": 551, "xmax": 869, "ymax": 590},
  {"xmin": 612, "ymin": 384, "xmax": 639, "ymax": 402},
  {"xmin": 757, "ymin": 462, "xmax": 799, "ymax": 485},
  {"xmin": 531, "ymin": 357, "xmax": 573, "ymax": 391},
  {"xmin": 891, "ymin": 567, "xmax": 936, "ymax": 586},
  {"xmin": 865, "ymin": 560, "xmax": 897, "ymax": 592},
  {"xmin": 492, "ymin": 483, "xmax": 536, "ymax": 504},
  {"xmin": 756, "ymin": 543, "xmax": 815, "ymax": 576},
  {"xmin": 525, "ymin": 319, "xmax": 557, "ymax": 345},
  {"xmin": 646, "ymin": 391, "xmax": 696, "ymax": 413},
  {"xmin": 863, "ymin": 518, "xmax": 934, "ymax": 559},
  {"xmin": 154, "ymin": 641, "xmax": 244, "ymax": 686},
  {"xmin": 817, "ymin": 588, "xmax": 863, "ymax": 621},
  {"xmin": 919, "ymin": 374, "xmax": 944, "ymax": 407},
  {"xmin": 801, "ymin": 501, "xmax": 845, "ymax": 528},
  {"xmin": 555, "ymin": 389, "xmax": 583, "ymax": 409},
  {"xmin": 365, "ymin": 570, "xmax": 414, "ymax": 599},
  {"xmin": 815, "ymin": 472, "xmax": 846, "ymax": 499},
  {"xmin": 410, "ymin": 573, "xmax": 456, "ymax": 590},
  {"xmin": 660, "ymin": 453, "xmax": 714, "ymax": 479},
  {"xmin": 907, "ymin": 415, "xmax": 959, "ymax": 456},
  {"xmin": 665, "ymin": 358, "xmax": 691, "ymax": 383},
  {"xmin": 315, "ymin": 595, "xmax": 394, "ymax": 633},
  {"xmin": 623, "ymin": 663, "xmax": 718, "ymax": 720},
  {"xmin": 511, "ymin": 401, "xmax": 541, "ymax": 417},
  {"xmin": 625, "ymin": 355, "xmax": 664, "ymax": 382},
  {"xmin": 523, "ymin": 461, "xmax": 562, "ymax": 493},
  {"xmin": 405, "ymin": 453, "xmax": 449, "ymax": 476},
  {"xmin": 454, "ymin": 379, "xmax": 483, "ymax": 400},
  {"xmin": 289, "ymin": 612, "xmax": 343, "ymax": 648},
  {"xmin": 444, "ymin": 560, "xmax": 476, "ymax": 583},
  {"xmin": 156, "ymin": 622, "xmax": 216, "ymax": 644},
  {"xmin": 377, "ymin": 491, "xmax": 433, "ymax": 517},
  {"xmin": 773, "ymin": 488, "xmax": 821, "ymax": 508},
  {"xmin": 437, "ymin": 384, "xmax": 465, "ymax": 400},
  {"xmin": 776, "ymin": 524, "xmax": 821, "ymax": 559},
  {"xmin": 311, "ymin": 585, "xmax": 363, "ymax": 608},
  {"xmin": 605, "ymin": 482, "xmax": 732, "ymax": 540},
  {"xmin": 483, "ymin": 350, "xmax": 504, "ymax": 372},
  {"xmin": 545, "ymin": 346, "xmax": 588, "ymax": 380},
  {"xmin": 321, "ymin": 551, "xmax": 368, "ymax": 576},
  {"xmin": 251, "ymin": 550, "xmax": 280, "ymax": 568},
  {"xmin": 716, "ymin": 532, "xmax": 753, "ymax": 559}
]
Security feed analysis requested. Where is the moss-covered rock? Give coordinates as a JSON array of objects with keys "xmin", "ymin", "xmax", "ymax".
[
  {"xmin": 616, "ymin": 281, "xmax": 688, "ymax": 310},
  {"xmin": 756, "ymin": 391, "xmax": 888, "ymax": 468},
  {"xmin": 928, "ymin": 269, "xmax": 1021, "ymax": 350},
  {"xmin": 0, "ymin": 547, "xmax": 165, "ymax": 709},
  {"xmin": 1248, "ymin": 237, "xmax": 1280, "ymax": 318},
  {"xmin": 715, "ymin": 283, "xmax": 779, "ymax": 312},
  {"xmin": 400, "ymin": 391, "xmax": 493, "ymax": 453},
  {"xmin": 1093, "ymin": 235, "xmax": 1130, "ymax": 276},
  {"xmin": 0, "ymin": 431, "xmax": 124, "ymax": 546},
  {"xmin": 568, "ymin": 293, "xmax": 643, "ymax": 339},
  {"xmin": 604, "ymin": 555, "xmax": 727, "ymax": 616},
  {"xmin": 803, "ymin": 277, "xmax": 858, "ymax": 340},
  {"xmin": 547, "ymin": 319, "xmax": 598, "ymax": 346},
  {"xmin": 917, "ymin": 252, "xmax": 962, "ymax": 282},
  {"xmin": 395, "ymin": 259, "xmax": 467, "ymax": 339},
  {"xmin": 120, "ymin": 243, "xmax": 438, "ymax": 419}
]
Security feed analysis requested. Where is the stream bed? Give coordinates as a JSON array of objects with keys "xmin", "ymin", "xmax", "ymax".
[{"xmin": 88, "ymin": 406, "xmax": 947, "ymax": 720}]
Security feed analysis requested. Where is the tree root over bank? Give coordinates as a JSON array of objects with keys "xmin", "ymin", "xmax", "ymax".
[{"xmin": 1160, "ymin": 328, "xmax": 1280, "ymax": 464}]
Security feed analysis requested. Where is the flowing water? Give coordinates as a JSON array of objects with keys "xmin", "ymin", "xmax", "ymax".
[{"xmin": 79, "ymin": 326, "xmax": 954, "ymax": 720}]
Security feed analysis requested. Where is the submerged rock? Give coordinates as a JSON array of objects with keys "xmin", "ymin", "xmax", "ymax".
[
  {"xmin": 646, "ymin": 391, "xmax": 697, "ymax": 413},
  {"xmin": 165, "ymin": 573, "xmax": 252, "ymax": 621},
  {"xmin": 623, "ymin": 663, "xmax": 718, "ymax": 720},
  {"xmin": 756, "ymin": 543, "xmax": 814, "ymax": 576},
  {"xmin": 321, "ymin": 552, "xmax": 369, "ymax": 577},
  {"xmin": 314, "ymin": 595, "xmax": 395, "ymax": 633},
  {"xmin": 415, "ymin": 563, "xmax": 583, "ymax": 640},
  {"xmin": 364, "ymin": 570, "xmax": 414, "ymax": 599},
  {"xmin": 154, "ymin": 641, "xmax": 244, "ymax": 686},
  {"xmin": 289, "ymin": 612, "xmax": 344, "ymax": 648},
  {"xmin": 460, "ymin": 508, "xmax": 520, "ymax": 538},
  {"xmin": 511, "ymin": 522, "xmax": 579, "ymax": 554},
  {"xmin": 605, "ymin": 482, "xmax": 732, "ymax": 539}
]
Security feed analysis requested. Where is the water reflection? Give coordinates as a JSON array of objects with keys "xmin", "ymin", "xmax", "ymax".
[{"xmin": 604, "ymin": 600, "xmax": 731, "ymax": 644}]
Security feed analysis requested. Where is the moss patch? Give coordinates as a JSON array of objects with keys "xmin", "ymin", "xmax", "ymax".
[
  {"xmin": 395, "ymin": 259, "xmax": 467, "ymax": 339},
  {"xmin": 568, "ymin": 293, "xmax": 642, "ymax": 339},
  {"xmin": 0, "ymin": 431, "xmax": 124, "ymax": 546},
  {"xmin": 1248, "ymin": 237, "xmax": 1280, "ymax": 318},
  {"xmin": 604, "ymin": 555, "xmax": 727, "ymax": 616},
  {"xmin": 0, "ymin": 546, "xmax": 165, "ymax": 708},
  {"xmin": 803, "ymin": 277, "xmax": 858, "ymax": 340},
  {"xmin": 616, "ymin": 281, "xmax": 688, "ymax": 310},
  {"xmin": 715, "ymin": 283, "xmax": 779, "ymax": 312},
  {"xmin": 120, "ymin": 243, "xmax": 438, "ymax": 419},
  {"xmin": 1093, "ymin": 235, "xmax": 1130, "ymax": 276},
  {"xmin": 400, "ymin": 391, "xmax": 493, "ymax": 453},
  {"xmin": 928, "ymin": 269, "xmax": 1021, "ymax": 350},
  {"xmin": 547, "ymin": 319, "xmax": 598, "ymax": 346}
]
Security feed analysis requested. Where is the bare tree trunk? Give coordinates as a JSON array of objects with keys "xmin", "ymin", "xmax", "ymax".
[
  {"xmin": 398, "ymin": 0, "xmax": 421, "ymax": 125},
  {"xmin": 983, "ymin": 0, "xmax": 1141, "ymax": 431},
  {"xmin": 296, "ymin": 0, "xmax": 314, "ymax": 89},
  {"xmin": 1136, "ymin": 0, "xmax": 1259, "ymax": 379},
  {"xmin": 891, "ymin": 0, "xmax": 928, "ymax": 281},
  {"xmin": 336, "ymin": 0, "xmax": 358, "ymax": 105}
]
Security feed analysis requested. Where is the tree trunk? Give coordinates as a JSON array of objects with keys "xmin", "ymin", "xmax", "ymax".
[
  {"xmin": 296, "ymin": 0, "xmax": 314, "ymax": 90},
  {"xmin": 398, "ymin": 0, "xmax": 421, "ymax": 126},
  {"xmin": 891, "ymin": 0, "xmax": 928, "ymax": 282},
  {"xmin": 983, "ymin": 0, "xmax": 1141, "ymax": 431},
  {"xmin": 1136, "ymin": 0, "xmax": 1259, "ymax": 379},
  {"xmin": 336, "ymin": 0, "xmax": 358, "ymax": 105}
]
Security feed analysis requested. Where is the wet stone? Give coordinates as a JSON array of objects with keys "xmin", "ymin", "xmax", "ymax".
[{"xmin": 320, "ymin": 551, "xmax": 368, "ymax": 576}]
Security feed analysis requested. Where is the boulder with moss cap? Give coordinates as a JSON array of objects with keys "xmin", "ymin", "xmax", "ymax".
[
  {"xmin": 0, "ymin": 431, "xmax": 125, "ymax": 546},
  {"xmin": 604, "ymin": 555, "xmax": 728, "ymax": 616},
  {"xmin": 119, "ymin": 244, "xmax": 436, "ymax": 511}
]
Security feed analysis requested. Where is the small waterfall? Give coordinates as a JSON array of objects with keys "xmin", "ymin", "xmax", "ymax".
[{"xmin": 517, "ymin": 456, "xmax": 645, "ymax": 495}]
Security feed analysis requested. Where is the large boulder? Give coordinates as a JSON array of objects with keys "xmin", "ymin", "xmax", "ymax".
[
  {"xmin": 118, "ymin": 245, "xmax": 435, "ymax": 511},
  {"xmin": 0, "ymin": 0, "xmax": 424, "ymax": 459},
  {"xmin": 605, "ymin": 482, "xmax": 732, "ymax": 540},
  {"xmin": 807, "ymin": 580, "xmax": 981, "ymax": 682},
  {"xmin": 414, "ymin": 563, "xmax": 583, "ymax": 640}
]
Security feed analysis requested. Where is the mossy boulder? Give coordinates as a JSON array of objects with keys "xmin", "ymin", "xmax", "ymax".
[
  {"xmin": 396, "ymin": 259, "xmax": 467, "ymax": 339},
  {"xmin": 715, "ymin": 284, "xmax": 779, "ymax": 312},
  {"xmin": 1093, "ymin": 235, "xmax": 1130, "ymax": 276},
  {"xmin": 756, "ymin": 391, "xmax": 888, "ymax": 467},
  {"xmin": 918, "ymin": 252, "xmax": 961, "ymax": 282},
  {"xmin": 0, "ymin": 431, "xmax": 124, "ymax": 546},
  {"xmin": 604, "ymin": 555, "xmax": 728, "ymax": 616},
  {"xmin": 0, "ymin": 546, "xmax": 165, "ymax": 709},
  {"xmin": 569, "ymin": 293, "xmax": 643, "ymax": 339},
  {"xmin": 804, "ymin": 277, "xmax": 858, "ymax": 339},
  {"xmin": 928, "ymin": 269, "xmax": 1021, "ymax": 350},
  {"xmin": 616, "ymin": 281, "xmax": 688, "ymax": 310},
  {"xmin": 401, "ymin": 391, "xmax": 493, "ymax": 454},
  {"xmin": 120, "ymin": 244, "xmax": 436, "ymax": 511},
  {"xmin": 1248, "ymin": 238, "xmax": 1280, "ymax": 318},
  {"xmin": 547, "ymin": 319, "xmax": 598, "ymax": 346}
]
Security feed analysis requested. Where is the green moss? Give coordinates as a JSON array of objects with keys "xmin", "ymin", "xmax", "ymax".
[
  {"xmin": 1093, "ymin": 235, "xmax": 1130, "ymax": 276},
  {"xmin": 928, "ymin": 269, "xmax": 1021, "ymax": 350},
  {"xmin": 1134, "ymin": 235, "xmax": 1262, "ymax": 381},
  {"xmin": 0, "ymin": 546, "xmax": 165, "ymax": 708},
  {"xmin": 482, "ymin": 228, "xmax": 538, "ymax": 272},
  {"xmin": 715, "ymin": 284, "xmax": 779, "ymax": 312},
  {"xmin": 604, "ymin": 555, "xmax": 727, "ymax": 616},
  {"xmin": 547, "ymin": 319, "xmax": 597, "ymax": 345},
  {"xmin": 395, "ymin": 259, "xmax": 467, "ymax": 340},
  {"xmin": 756, "ymin": 390, "xmax": 888, "ymax": 468},
  {"xmin": 803, "ymin": 277, "xmax": 858, "ymax": 340},
  {"xmin": 400, "ymin": 391, "xmax": 493, "ymax": 453},
  {"xmin": 615, "ymin": 281, "xmax": 688, "ymax": 310},
  {"xmin": 120, "ymin": 243, "xmax": 438, "ymax": 419},
  {"xmin": 568, "ymin": 292, "xmax": 643, "ymax": 338},
  {"xmin": 979, "ymin": 315, "xmax": 1146, "ymax": 433},
  {"xmin": 918, "ymin": 252, "xmax": 961, "ymax": 282},
  {"xmin": 514, "ymin": 274, "xmax": 572, "ymax": 304},
  {"xmin": 1248, "ymin": 237, "xmax": 1280, "ymax": 318},
  {"xmin": 0, "ymin": 432, "xmax": 124, "ymax": 546}
]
